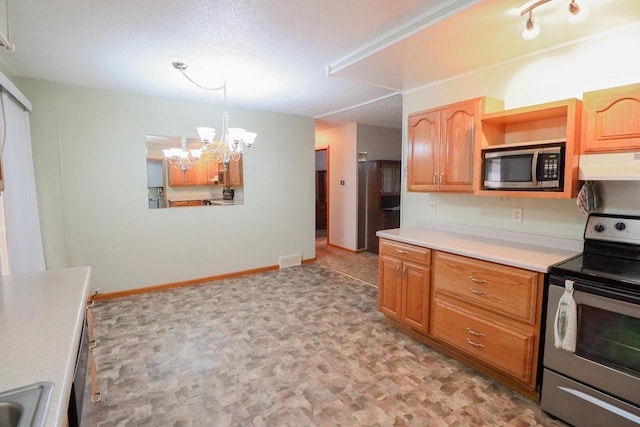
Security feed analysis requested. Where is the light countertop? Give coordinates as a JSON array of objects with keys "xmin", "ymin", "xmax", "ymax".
[
  {"xmin": 0, "ymin": 266, "xmax": 91, "ymax": 427},
  {"xmin": 377, "ymin": 222, "xmax": 582, "ymax": 272}
]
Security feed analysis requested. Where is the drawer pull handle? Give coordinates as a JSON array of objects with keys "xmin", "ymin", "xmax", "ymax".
[
  {"xmin": 432, "ymin": 172, "xmax": 437, "ymax": 185},
  {"xmin": 86, "ymin": 300, "xmax": 95, "ymax": 309},
  {"xmin": 440, "ymin": 172, "xmax": 444, "ymax": 186},
  {"xmin": 468, "ymin": 276, "xmax": 487, "ymax": 284},
  {"xmin": 466, "ymin": 328, "xmax": 484, "ymax": 337},
  {"xmin": 395, "ymin": 249, "xmax": 408, "ymax": 254},
  {"xmin": 468, "ymin": 287, "xmax": 487, "ymax": 295},
  {"xmin": 395, "ymin": 265, "xmax": 400, "ymax": 278},
  {"xmin": 466, "ymin": 338, "xmax": 485, "ymax": 348}
]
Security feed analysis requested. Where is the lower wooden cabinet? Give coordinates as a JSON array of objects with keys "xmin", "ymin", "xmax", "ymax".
[
  {"xmin": 169, "ymin": 200, "xmax": 203, "ymax": 207},
  {"xmin": 431, "ymin": 298, "xmax": 536, "ymax": 385},
  {"xmin": 378, "ymin": 238, "xmax": 544, "ymax": 399},
  {"xmin": 378, "ymin": 240, "xmax": 431, "ymax": 334}
]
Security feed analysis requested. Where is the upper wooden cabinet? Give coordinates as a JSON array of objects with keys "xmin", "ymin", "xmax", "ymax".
[
  {"xmin": 478, "ymin": 98, "xmax": 582, "ymax": 199},
  {"xmin": 582, "ymin": 83, "xmax": 640, "ymax": 153},
  {"xmin": 407, "ymin": 97, "xmax": 503, "ymax": 193},
  {"xmin": 168, "ymin": 153, "xmax": 220, "ymax": 187},
  {"xmin": 227, "ymin": 156, "xmax": 243, "ymax": 186}
]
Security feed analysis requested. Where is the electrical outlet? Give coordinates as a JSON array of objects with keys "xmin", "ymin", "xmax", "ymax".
[
  {"xmin": 512, "ymin": 208, "xmax": 523, "ymax": 223},
  {"xmin": 427, "ymin": 198, "xmax": 436, "ymax": 214}
]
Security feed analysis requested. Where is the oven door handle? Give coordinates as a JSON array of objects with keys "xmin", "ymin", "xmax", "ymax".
[{"xmin": 531, "ymin": 150, "xmax": 539, "ymax": 186}]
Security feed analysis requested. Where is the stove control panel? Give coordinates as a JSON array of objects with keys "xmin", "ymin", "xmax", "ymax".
[{"xmin": 585, "ymin": 214, "xmax": 640, "ymax": 245}]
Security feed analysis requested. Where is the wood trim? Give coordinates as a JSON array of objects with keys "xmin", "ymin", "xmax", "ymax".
[
  {"xmin": 382, "ymin": 315, "xmax": 540, "ymax": 401},
  {"xmin": 92, "ymin": 260, "xmax": 314, "ymax": 301},
  {"xmin": 327, "ymin": 242, "xmax": 358, "ymax": 253}
]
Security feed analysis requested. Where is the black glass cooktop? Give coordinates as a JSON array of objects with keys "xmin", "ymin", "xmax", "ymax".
[{"xmin": 551, "ymin": 253, "xmax": 640, "ymax": 291}]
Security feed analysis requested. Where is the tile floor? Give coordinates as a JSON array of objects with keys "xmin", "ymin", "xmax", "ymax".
[{"xmin": 83, "ymin": 249, "xmax": 565, "ymax": 426}]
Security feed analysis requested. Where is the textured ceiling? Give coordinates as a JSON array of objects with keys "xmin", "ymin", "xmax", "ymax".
[{"xmin": 0, "ymin": 0, "xmax": 637, "ymax": 131}]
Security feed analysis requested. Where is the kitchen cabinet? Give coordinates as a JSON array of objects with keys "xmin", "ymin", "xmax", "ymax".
[
  {"xmin": 478, "ymin": 98, "xmax": 582, "ymax": 199},
  {"xmin": 167, "ymin": 153, "xmax": 219, "ymax": 186},
  {"xmin": 407, "ymin": 97, "xmax": 503, "ymax": 193},
  {"xmin": 582, "ymin": 82, "xmax": 640, "ymax": 153},
  {"xmin": 378, "ymin": 239, "xmax": 431, "ymax": 334},
  {"xmin": 377, "ymin": 238, "xmax": 545, "ymax": 400},
  {"xmin": 227, "ymin": 156, "xmax": 243, "ymax": 186},
  {"xmin": 169, "ymin": 200, "xmax": 203, "ymax": 207},
  {"xmin": 431, "ymin": 251, "xmax": 543, "ymax": 389},
  {"xmin": 86, "ymin": 301, "xmax": 100, "ymax": 404}
]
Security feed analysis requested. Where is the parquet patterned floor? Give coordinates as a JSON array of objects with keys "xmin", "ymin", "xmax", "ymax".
[{"xmin": 83, "ymin": 263, "xmax": 565, "ymax": 426}]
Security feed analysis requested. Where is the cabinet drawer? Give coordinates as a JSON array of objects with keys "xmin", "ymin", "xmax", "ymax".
[
  {"xmin": 433, "ymin": 251, "xmax": 540, "ymax": 324},
  {"xmin": 432, "ymin": 299, "xmax": 535, "ymax": 384},
  {"xmin": 380, "ymin": 239, "xmax": 431, "ymax": 265}
]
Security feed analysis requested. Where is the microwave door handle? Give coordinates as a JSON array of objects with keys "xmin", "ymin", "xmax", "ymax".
[{"xmin": 531, "ymin": 151, "xmax": 539, "ymax": 186}]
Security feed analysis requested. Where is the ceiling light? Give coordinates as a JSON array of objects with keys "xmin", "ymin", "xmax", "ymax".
[
  {"xmin": 522, "ymin": 11, "xmax": 541, "ymax": 40},
  {"xmin": 519, "ymin": 0, "xmax": 588, "ymax": 40},
  {"xmin": 172, "ymin": 61, "xmax": 258, "ymax": 167},
  {"xmin": 568, "ymin": 0, "xmax": 589, "ymax": 23}
]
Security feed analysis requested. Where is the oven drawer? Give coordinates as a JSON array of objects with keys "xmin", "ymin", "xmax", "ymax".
[
  {"xmin": 433, "ymin": 251, "xmax": 540, "ymax": 324},
  {"xmin": 541, "ymin": 369, "xmax": 640, "ymax": 427},
  {"xmin": 379, "ymin": 239, "xmax": 431, "ymax": 265},
  {"xmin": 432, "ymin": 299, "xmax": 535, "ymax": 384}
]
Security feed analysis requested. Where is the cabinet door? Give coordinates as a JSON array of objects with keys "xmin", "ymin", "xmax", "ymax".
[
  {"xmin": 583, "ymin": 83, "xmax": 640, "ymax": 153},
  {"xmin": 228, "ymin": 156, "xmax": 243, "ymax": 186},
  {"xmin": 167, "ymin": 163, "xmax": 186, "ymax": 186},
  {"xmin": 378, "ymin": 254, "xmax": 403, "ymax": 320},
  {"xmin": 401, "ymin": 261, "xmax": 430, "ymax": 333},
  {"xmin": 440, "ymin": 100, "xmax": 479, "ymax": 192},
  {"xmin": 407, "ymin": 110, "xmax": 440, "ymax": 192}
]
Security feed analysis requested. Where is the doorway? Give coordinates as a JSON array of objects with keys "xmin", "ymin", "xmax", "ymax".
[{"xmin": 315, "ymin": 148, "xmax": 328, "ymax": 239}]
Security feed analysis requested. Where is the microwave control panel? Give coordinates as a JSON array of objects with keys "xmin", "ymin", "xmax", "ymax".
[{"xmin": 539, "ymin": 153, "xmax": 560, "ymax": 180}]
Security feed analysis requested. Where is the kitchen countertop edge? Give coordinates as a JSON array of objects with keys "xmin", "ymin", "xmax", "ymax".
[
  {"xmin": 0, "ymin": 266, "xmax": 91, "ymax": 427},
  {"xmin": 377, "ymin": 223, "xmax": 582, "ymax": 272}
]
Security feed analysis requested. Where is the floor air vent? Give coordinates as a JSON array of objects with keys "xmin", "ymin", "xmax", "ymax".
[{"xmin": 279, "ymin": 254, "xmax": 301, "ymax": 269}]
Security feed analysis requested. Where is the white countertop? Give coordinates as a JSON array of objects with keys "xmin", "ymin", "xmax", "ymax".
[
  {"xmin": 0, "ymin": 266, "xmax": 91, "ymax": 427},
  {"xmin": 377, "ymin": 222, "xmax": 582, "ymax": 272}
]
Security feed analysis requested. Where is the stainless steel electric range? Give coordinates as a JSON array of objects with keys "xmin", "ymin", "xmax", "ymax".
[{"xmin": 541, "ymin": 213, "xmax": 640, "ymax": 427}]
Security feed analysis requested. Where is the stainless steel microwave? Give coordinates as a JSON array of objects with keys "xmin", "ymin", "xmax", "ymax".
[{"xmin": 481, "ymin": 142, "xmax": 565, "ymax": 191}]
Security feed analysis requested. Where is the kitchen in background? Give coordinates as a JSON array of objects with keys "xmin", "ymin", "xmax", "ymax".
[{"xmin": 146, "ymin": 159, "xmax": 165, "ymax": 209}]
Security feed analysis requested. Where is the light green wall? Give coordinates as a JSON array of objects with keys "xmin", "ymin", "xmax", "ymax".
[
  {"xmin": 17, "ymin": 79, "xmax": 316, "ymax": 293},
  {"xmin": 402, "ymin": 25, "xmax": 640, "ymax": 239},
  {"xmin": 316, "ymin": 123, "xmax": 358, "ymax": 250}
]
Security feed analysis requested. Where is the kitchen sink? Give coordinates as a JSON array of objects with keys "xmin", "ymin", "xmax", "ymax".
[{"xmin": 0, "ymin": 382, "xmax": 54, "ymax": 427}]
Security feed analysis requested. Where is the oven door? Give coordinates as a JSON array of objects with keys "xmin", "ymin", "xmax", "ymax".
[{"xmin": 542, "ymin": 281, "xmax": 640, "ymax": 425}]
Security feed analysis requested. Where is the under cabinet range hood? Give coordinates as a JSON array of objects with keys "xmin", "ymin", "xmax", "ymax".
[{"xmin": 579, "ymin": 152, "xmax": 640, "ymax": 180}]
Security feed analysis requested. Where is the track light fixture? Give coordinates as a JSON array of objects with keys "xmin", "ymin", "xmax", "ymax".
[{"xmin": 520, "ymin": 0, "xmax": 589, "ymax": 40}]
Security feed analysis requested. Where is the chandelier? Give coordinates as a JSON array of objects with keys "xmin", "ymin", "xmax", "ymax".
[
  {"xmin": 162, "ymin": 137, "xmax": 202, "ymax": 173},
  {"xmin": 172, "ymin": 61, "xmax": 257, "ymax": 165}
]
